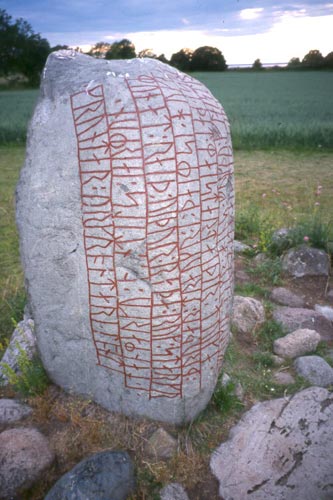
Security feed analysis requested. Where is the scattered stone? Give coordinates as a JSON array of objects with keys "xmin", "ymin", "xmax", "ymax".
[
  {"xmin": 282, "ymin": 245, "xmax": 330, "ymax": 278},
  {"xmin": 270, "ymin": 287, "xmax": 305, "ymax": 308},
  {"xmin": 234, "ymin": 240, "xmax": 251, "ymax": 253},
  {"xmin": 234, "ymin": 268, "xmax": 250, "ymax": 283},
  {"xmin": 294, "ymin": 355, "xmax": 333, "ymax": 387},
  {"xmin": 0, "ymin": 319, "xmax": 36, "ymax": 384},
  {"xmin": 271, "ymin": 227, "xmax": 290, "ymax": 245},
  {"xmin": 273, "ymin": 328, "xmax": 321, "ymax": 359},
  {"xmin": 160, "ymin": 483, "xmax": 190, "ymax": 500},
  {"xmin": 16, "ymin": 51, "xmax": 234, "ymax": 424},
  {"xmin": 221, "ymin": 372, "xmax": 231, "ymax": 386},
  {"xmin": 327, "ymin": 289, "xmax": 333, "ymax": 301},
  {"xmin": 273, "ymin": 371, "xmax": 295, "ymax": 385},
  {"xmin": 271, "ymin": 355, "xmax": 285, "ymax": 366},
  {"xmin": 0, "ymin": 399, "xmax": 32, "ymax": 427},
  {"xmin": 315, "ymin": 304, "xmax": 333, "ymax": 321},
  {"xmin": 45, "ymin": 450, "xmax": 135, "ymax": 500},
  {"xmin": 232, "ymin": 296, "xmax": 265, "ymax": 334},
  {"xmin": 253, "ymin": 253, "xmax": 268, "ymax": 264},
  {"xmin": 146, "ymin": 428, "xmax": 177, "ymax": 460},
  {"xmin": 272, "ymin": 306, "xmax": 333, "ymax": 341},
  {"xmin": 0, "ymin": 427, "xmax": 54, "ymax": 499},
  {"xmin": 210, "ymin": 387, "xmax": 333, "ymax": 499}
]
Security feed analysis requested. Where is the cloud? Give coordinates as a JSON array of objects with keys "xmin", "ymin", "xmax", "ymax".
[
  {"xmin": 181, "ymin": 18, "xmax": 190, "ymax": 25},
  {"xmin": 239, "ymin": 8, "xmax": 264, "ymax": 20}
]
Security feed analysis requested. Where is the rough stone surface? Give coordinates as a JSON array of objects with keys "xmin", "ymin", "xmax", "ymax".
[
  {"xmin": 0, "ymin": 399, "xmax": 32, "ymax": 427},
  {"xmin": 273, "ymin": 328, "xmax": 321, "ymax": 359},
  {"xmin": 0, "ymin": 427, "xmax": 54, "ymax": 499},
  {"xmin": 234, "ymin": 240, "xmax": 251, "ymax": 253},
  {"xmin": 315, "ymin": 304, "xmax": 333, "ymax": 321},
  {"xmin": 0, "ymin": 319, "xmax": 36, "ymax": 384},
  {"xmin": 327, "ymin": 289, "xmax": 333, "ymax": 301},
  {"xmin": 160, "ymin": 483, "xmax": 190, "ymax": 500},
  {"xmin": 270, "ymin": 287, "xmax": 305, "ymax": 308},
  {"xmin": 294, "ymin": 356, "xmax": 333, "ymax": 387},
  {"xmin": 45, "ymin": 450, "xmax": 135, "ymax": 500},
  {"xmin": 271, "ymin": 354, "xmax": 285, "ymax": 366},
  {"xmin": 16, "ymin": 52, "xmax": 234, "ymax": 424},
  {"xmin": 273, "ymin": 371, "xmax": 295, "ymax": 385},
  {"xmin": 210, "ymin": 387, "xmax": 333, "ymax": 500},
  {"xmin": 146, "ymin": 428, "xmax": 177, "ymax": 460},
  {"xmin": 282, "ymin": 245, "xmax": 330, "ymax": 277},
  {"xmin": 273, "ymin": 306, "xmax": 333, "ymax": 341},
  {"xmin": 231, "ymin": 296, "xmax": 265, "ymax": 334}
]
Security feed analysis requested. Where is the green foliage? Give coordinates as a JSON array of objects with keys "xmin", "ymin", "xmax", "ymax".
[
  {"xmin": 191, "ymin": 46, "xmax": 227, "ymax": 71},
  {"xmin": 255, "ymin": 320, "xmax": 286, "ymax": 351},
  {"xmin": 252, "ymin": 351, "xmax": 275, "ymax": 368},
  {"xmin": 234, "ymin": 283, "xmax": 268, "ymax": 298},
  {"xmin": 105, "ymin": 39, "xmax": 136, "ymax": 59},
  {"xmin": 0, "ymin": 343, "xmax": 49, "ymax": 396},
  {"xmin": 212, "ymin": 378, "xmax": 243, "ymax": 414},
  {"xmin": 170, "ymin": 48, "xmax": 193, "ymax": 72},
  {"xmin": 0, "ymin": 9, "xmax": 50, "ymax": 86}
]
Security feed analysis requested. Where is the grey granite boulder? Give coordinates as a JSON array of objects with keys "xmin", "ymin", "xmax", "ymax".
[
  {"xmin": 0, "ymin": 399, "xmax": 32, "ymax": 427},
  {"xmin": 270, "ymin": 287, "xmax": 305, "ymax": 307},
  {"xmin": 282, "ymin": 245, "xmax": 330, "ymax": 277},
  {"xmin": 0, "ymin": 427, "xmax": 54, "ymax": 499},
  {"xmin": 294, "ymin": 355, "xmax": 333, "ymax": 387},
  {"xmin": 273, "ymin": 306, "xmax": 333, "ymax": 341},
  {"xmin": 160, "ymin": 483, "xmax": 190, "ymax": 500},
  {"xmin": 231, "ymin": 296, "xmax": 265, "ymax": 334},
  {"xmin": 273, "ymin": 328, "xmax": 321, "ymax": 359},
  {"xmin": 146, "ymin": 427, "xmax": 177, "ymax": 460},
  {"xmin": 0, "ymin": 318, "xmax": 36, "ymax": 384},
  {"xmin": 45, "ymin": 450, "xmax": 135, "ymax": 500},
  {"xmin": 16, "ymin": 52, "xmax": 234, "ymax": 424},
  {"xmin": 234, "ymin": 240, "xmax": 251, "ymax": 253},
  {"xmin": 211, "ymin": 386, "xmax": 333, "ymax": 499}
]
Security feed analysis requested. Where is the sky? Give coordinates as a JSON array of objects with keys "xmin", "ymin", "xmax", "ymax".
[{"xmin": 2, "ymin": 0, "xmax": 333, "ymax": 65}]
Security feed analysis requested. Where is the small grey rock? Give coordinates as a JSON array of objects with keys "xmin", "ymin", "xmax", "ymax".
[
  {"xmin": 0, "ymin": 399, "xmax": 32, "ymax": 427},
  {"xmin": 282, "ymin": 245, "xmax": 330, "ymax": 278},
  {"xmin": 0, "ymin": 319, "xmax": 36, "ymax": 385},
  {"xmin": 146, "ymin": 428, "xmax": 177, "ymax": 460},
  {"xmin": 0, "ymin": 427, "xmax": 54, "ymax": 499},
  {"xmin": 271, "ymin": 227, "xmax": 290, "ymax": 244},
  {"xmin": 315, "ymin": 304, "xmax": 333, "ymax": 321},
  {"xmin": 273, "ymin": 328, "xmax": 321, "ymax": 359},
  {"xmin": 273, "ymin": 306, "xmax": 333, "ymax": 341},
  {"xmin": 160, "ymin": 483, "xmax": 190, "ymax": 500},
  {"xmin": 271, "ymin": 355, "xmax": 285, "ymax": 366},
  {"xmin": 253, "ymin": 253, "xmax": 268, "ymax": 264},
  {"xmin": 273, "ymin": 371, "xmax": 295, "ymax": 385},
  {"xmin": 327, "ymin": 289, "xmax": 333, "ymax": 301},
  {"xmin": 294, "ymin": 355, "xmax": 333, "ymax": 387},
  {"xmin": 234, "ymin": 240, "xmax": 251, "ymax": 253},
  {"xmin": 45, "ymin": 450, "xmax": 135, "ymax": 500},
  {"xmin": 270, "ymin": 287, "xmax": 305, "ymax": 308},
  {"xmin": 232, "ymin": 296, "xmax": 265, "ymax": 334}
]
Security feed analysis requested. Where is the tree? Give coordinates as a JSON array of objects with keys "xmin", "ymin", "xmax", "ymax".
[
  {"xmin": 51, "ymin": 44, "xmax": 70, "ymax": 52},
  {"xmin": 287, "ymin": 57, "xmax": 301, "ymax": 69},
  {"xmin": 252, "ymin": 58, "xmax": 263, "ymax": 70},
  {"xmin": 105, "ymin": 39, "xmax": 136, "ymax": 59},
  {"xmin": 88, "ymin": 42, "xmax": 111, "ymax": 58},
  {"xmin": 324, "ymin": 51, "xmax": 333, "ymax": 69},
  {"xmin": 0, "ymin": 8, "xmax": 50, "ymax": 85},
  {"xmin": 170, "ymin": 48, "xmax": 193, "ymax": 72},
  {"xmin": 191, "ymin": 46, "xmax": 227, "ymax": 71},
  {"xmin": 138, "ymin": 48, "xmax": 157, "ymax": 59},
  {"xmin": 157, "ymin": 54, "xmax": 169, "ymax": 64},
  {"xmin": 302, "ymin": 49, "xmax": 324, "ymax": 69}
]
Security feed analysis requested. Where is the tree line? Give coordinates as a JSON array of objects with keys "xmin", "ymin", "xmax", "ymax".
[{"xmin": 1, "ymin": 8, "xmax": 332, "ymax": 87}]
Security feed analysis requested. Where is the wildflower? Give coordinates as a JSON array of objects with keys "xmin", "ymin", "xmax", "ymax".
[
  {"xmin": 314, "ymin": 202, "xmax": 320, "ymax": 206},
  {"xmin": 262, "ymin": 193, "xmax": 267, "ymax": 198},
  {"xmin": 303, "ymin": 235, "xmax": 310, "ymax": 242}
]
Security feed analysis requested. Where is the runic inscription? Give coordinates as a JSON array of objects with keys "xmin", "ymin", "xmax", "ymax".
[{"xmin": 70, "ymin": 68, "xmax": 233, "ymax": 399}]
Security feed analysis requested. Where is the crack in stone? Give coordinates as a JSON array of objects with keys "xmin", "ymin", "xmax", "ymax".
[
  {"xmin": 275, "ymin": 451, "xmax": 304, "ymax": 486},
  {"xmin": 247, "ymin": 478, "xmax": 270, "ymax": 494}
]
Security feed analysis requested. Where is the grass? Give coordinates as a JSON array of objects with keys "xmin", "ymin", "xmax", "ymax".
[
  {"xmin": 194, "ymin": 71, "xmax": 333, "ymax": 150},
  {"xmin": 1, "ymin": 72, "xmax": 333, "ymax": 149},
  {"xmin": 0, "ymin": 145, "xmax": 26, "ymax": 349}
]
